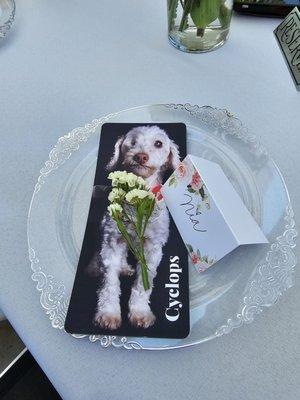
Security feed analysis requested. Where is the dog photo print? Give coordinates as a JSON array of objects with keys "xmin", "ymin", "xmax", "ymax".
[{"xmin": 65, "ymin": 123, "xmax": 190, "ymax": 339}]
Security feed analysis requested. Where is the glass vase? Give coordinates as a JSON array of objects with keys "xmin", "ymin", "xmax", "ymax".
[{"xmin": 167, "ymin": 0, "xmax": 233, "ymax": 53}]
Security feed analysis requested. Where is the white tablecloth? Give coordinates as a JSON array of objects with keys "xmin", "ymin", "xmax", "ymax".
[{"xmin": 0, "ymin": 1, "xmax": 299, "ymax": 399}]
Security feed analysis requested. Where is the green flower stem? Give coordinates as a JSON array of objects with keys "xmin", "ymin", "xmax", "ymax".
[
  {"xmin": 197, "ymin": 27, "xmax": 204, "ymax": 37},
  {"xmin": 115, "ymin": 207, "xmax": 150, "ymax": 291},
  {"xmin": 140, "ymin": 257, "xmax": 150, "ymax": 291},
  {"xmin": 178, "ymin": 0, "xmax": 193, "ymax": 32},
  {"xmin": 137, "ymin": 228, "xmax": 150, "ymax": 291},
  {"xmin": 168, "ymin": 0, "xmax": 179, "ymax": 31},
  {"xmin": 116, "ymin": 220, "xmax": 137, "ymax": 256},
  {"xmin": 141, "ymin": 199, "xmax": 155, "ymax": 238},
  {"xmin": 136, "ymin": 216, "xmax": 150, "ymax": 291},
  {"xmin": 178, "ymin": 0, "xmax": 230, "ymax": 34}
]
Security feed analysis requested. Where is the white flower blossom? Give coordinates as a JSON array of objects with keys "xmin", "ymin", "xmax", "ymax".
[
  {"xmin": 126, "ymin": 172, "xmax": 139, "ymax": 187},
  {"xmin": 136, "ymin": 176, "xmax": 147, "ymax": 189},
  {"xmin": 108, "ymin": 171, "xmax": 127, "ymax": 187},
  {"xmin": 125, "ymin": 189, "xmax": 154, "ymax": 204},
  {"xmin": 108, "ymin": 188, "xmax": 125, "ymax": 203},
  {"xmin": 107, "ymin": 203, "xmax": 123, "ymax": 216},
  {"xmin": 108, "ymin": 170, "xmax": 146, "ymax": 189}
]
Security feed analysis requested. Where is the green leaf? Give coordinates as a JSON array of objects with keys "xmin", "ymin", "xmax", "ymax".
[
  {"xmin": 219, "ymin": 3, "xmax": 232, "ymax": 28},
  {"xmin": 199, "ymin": 186, "xmax": 205, "ymax": 199},
  {"xmin": 178, "ymin": 0, "xmax": 194, "ymax": 31},
  {"xmin": 168, "ymin": 176, "xmax": 176, "ymax": 187},
  {"xmin": 190, "ymin": 0, "xmax": 221, "ymax": 30},
  {"xmin": 168, "ymin": 0, "xmax": 179, "ymax": 31},
  {"xmin": 188, "ymin": 188, "xmax": 196, "ymax": 193},
  {"xmin": 186, "ymin": 243, "xmax": 193, "ymax": 253}
]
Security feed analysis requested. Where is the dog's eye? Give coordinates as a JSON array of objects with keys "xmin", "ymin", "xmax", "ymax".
[{"xmin": 154, "ymin": 140, "xmax": 163, "ymax": 148}]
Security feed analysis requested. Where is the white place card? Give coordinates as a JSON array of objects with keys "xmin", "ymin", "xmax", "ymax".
[{"xmin": 161, "ymin": 155, "xmax": 268, "ymax": 273}]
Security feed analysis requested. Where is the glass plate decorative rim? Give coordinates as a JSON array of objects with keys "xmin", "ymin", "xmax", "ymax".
[
  {"xmin": 0, "ymin": 0, "xmax": 15, "ymax": 39},
  {"xmin": 27, "ymin": 104, "xmax": 297, "ymax": 350}
]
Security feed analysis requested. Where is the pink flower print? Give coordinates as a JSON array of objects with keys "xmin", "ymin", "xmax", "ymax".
[
  {"xmin": 176, "ymin": 162, "xmax": 186, "ymax": 179},
  {"xmin": 198, "ymin": 264, "xmax": 207, "ymax": 273},
  {"xmin": 190, "ymin": 171, "xmax": 203, "ymax": 191},
  {"xmin": 151, "ymin": 184, "xmax": 163, "ymax": 201},
  {"xmin": 191, "ymin": 253, "xmax": 200, "ymax": 265}
]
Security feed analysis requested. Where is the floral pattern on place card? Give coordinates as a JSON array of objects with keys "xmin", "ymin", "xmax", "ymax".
[
  {"xmin": 186, "ymin": 243, "xmax": 215, "ymax": 272},
  {"xmin": 169, "ymin": 161, "xmax": 211, "ymax": 215},
  {"xmin": 186, "ymin": 170, "xmax": 210, "ymax": 215},
  {"xmin": 167, "ymin": 159, "xmax": 215, "ymax": 272},
  {"xmin": 168, "ymin": 161, "xmax": 188, "ymax": 187}
]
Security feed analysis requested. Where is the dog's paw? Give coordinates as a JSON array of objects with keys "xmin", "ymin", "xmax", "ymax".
[
  {"xmin": 93, "ymin": 312, "xmax": 122, "ymax": 330},
  {"xmin": 120, "ymin": 264, "xmax": 135, "ymax": 277},
  {"xmin": 128, "ymin": 310, "xmax": 156, "ymax": 329}
]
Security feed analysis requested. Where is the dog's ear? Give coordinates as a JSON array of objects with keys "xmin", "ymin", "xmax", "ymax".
[
  {"xmin": 166, "ymin": 140, "xmax": 180, "ymax": 171},
  {"xmin": 106, "ymin": 135, "xmax": 124, "ymax": 171}
]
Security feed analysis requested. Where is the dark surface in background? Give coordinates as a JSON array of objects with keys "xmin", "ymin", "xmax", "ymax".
[
  {"xmin": 0, "ymin": 320, "xmax": 25, "ymax": 373},
  {"xmin": 234, "ymin": 1, "xmax": 299, "ymax": 16},
  {"xmin": 65, "ymin": 123, "xmax": 189, "ymax": 339},
  {"xmin": 0, "ymin": 350, "xmax": 61, "ymax": 400}
]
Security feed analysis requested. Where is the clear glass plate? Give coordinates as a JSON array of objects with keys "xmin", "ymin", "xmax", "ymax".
[
  {"xmin": 27, "ymin": 104, "xmax": 297, "ymax": 350},
  {"xmin": 0, "ymin": 0, "xmax": 15, "ymax": 39}
]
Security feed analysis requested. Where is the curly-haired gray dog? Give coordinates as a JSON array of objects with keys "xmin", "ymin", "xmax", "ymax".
[{"xmin": 93, "ymin": 125, "xmax": 180, "ymax": 330}]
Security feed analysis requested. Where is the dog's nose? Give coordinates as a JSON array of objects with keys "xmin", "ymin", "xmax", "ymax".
[{"xmin": 133, "ymin": 152, "xmax": 149, "ymax": 165}]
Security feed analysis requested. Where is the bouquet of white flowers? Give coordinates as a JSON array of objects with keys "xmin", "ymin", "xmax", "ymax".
[{"xmin": 107, "ymin": 171, "xmax": 157, "ymax": 291}]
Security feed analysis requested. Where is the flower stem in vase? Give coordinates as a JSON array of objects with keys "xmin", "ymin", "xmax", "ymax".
[
  {"xmin": 168, "ymin": 0, "xmax": 179, "ymax": 31},
  {"xmin": 197, "ymin": 27, "xmax": 204, "ymax": 37},
  {"xmin": 168, "ymin": 0, "xmax": 233, "ymax": 52},
  {"xmin": 178, "ymin": 0, "xmax": 193, "ymax": 32}
]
